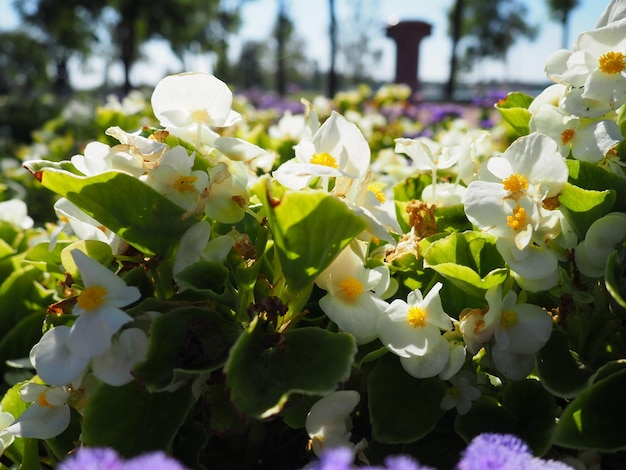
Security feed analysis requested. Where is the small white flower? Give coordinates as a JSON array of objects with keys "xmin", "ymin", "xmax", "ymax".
[
  {"xmin": 440, "ymin": 371, "xmax": 481, "ymax": 415},
  {"xmin": 0, "ymin": 199, "xmax": 33, "ymax": 229},
  {"xmin": 66, "ymin": 250, "xmax": 141, "ymax": 358},
  {"xmin": 0, "ymin": 406, "xmax": 15, "ymax": 456},
  {"xmin": 71, "ymin": 141, "xmax": 144, "ymax": 177},
  {"xmin": 377, "ymin": 282, "xmax": 453, "ymax": 378},
  {"xmin": 30, "ymin": 326, "xmax": 89, "ymax": 387},
  {"xmin": 6, "ymin": 383, "xmax": 70, "ymax": 439},
  {"xmin": 305, "ymin": 390, "xmax": 360, "ymax": 457},
  {"xmin": 575, "ymin": 212, "xmax": 626, "ymax": 278},
  {"xmin": 92, "ymin": 328, "xmax": 149, "ymax": 386}
]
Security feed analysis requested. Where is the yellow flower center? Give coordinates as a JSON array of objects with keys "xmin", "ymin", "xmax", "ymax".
[
  {"xmin": 598, "ymin": 51, "xmax": 626, "ymax": 75},
  {"xmin": 368, "ymin": 183, "xmax": 386, "ymax": 203},
  {"xmin": 190, "ymin": 109, "xmax": 212, "ymax": 125},
  {"xmin": 77, "ymin": 285, "xmax": 107, "ymax": 310},
  {"xmin": 502, "ymin": 173, "xmax": 528, "ymax": 194},
  {"xmin": 37, "ymin": 391, "xmax": 53, "ymax": 408},
  {"xmin": 507, "ymin": 205, "xmax": 527, "ymax": 231},
  {"xmin": 407, "ymin": 305, "xmax": 427, "ymax": 328},
  {"xmin": 339, "ymin": 277, "xmax": 363, "ymax": 301},
  {"xmin": 501, "ymin": 309, "xmax": 517, "ymax": 329},
  {"xmin": 561, "ymin": 128, "xmax": 576, "ymax": 145},
  {"xmin": 173, "ymin": 175, "xmax": 198, "ymax": 193},
  {"xmin": 310, "ymin": 152, "xmax": 338, "ymax": 168}
]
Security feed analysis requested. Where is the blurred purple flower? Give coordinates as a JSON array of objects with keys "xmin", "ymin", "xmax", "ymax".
[{"xmin": 59, "ymin": 447, "xmax": 187, "ymax": 470}]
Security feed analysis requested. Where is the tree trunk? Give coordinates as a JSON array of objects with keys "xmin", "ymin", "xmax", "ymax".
[
  {"xmin": 445, "ymin": 0, "xmax": 464, "ymax": 101},
  {"xmin": 276, "ymin": 0, "xmax": 287, "ymax": 96},
  {"xmin": 327, "ymin": 0, "xmax": 338, "ymax": 98},
  {"xmin": 118, "ymin": 3, "xmax": 139, "ymax": 95}
]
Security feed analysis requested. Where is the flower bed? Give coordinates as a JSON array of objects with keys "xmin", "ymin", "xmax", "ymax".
[{"xmin": 1, "ymin": 2, "xmax": 626, "ymax": 469}]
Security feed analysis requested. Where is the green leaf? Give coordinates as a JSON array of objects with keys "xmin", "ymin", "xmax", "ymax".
[
  {"xmin": 495, "ymin": 92, "xmax": 534, "ymax": 136},
  {"xmin": 133, "ymin": 306, "xmax": 242, "ymax": 391},
  {"xmin": 225, "ymin": 318, "xmax": 357, "ymax": 418},
  {"xmin": 536, "ymin": 328, "xmax": 594, "ymax": 399},
  {"xmin": 553, "ymin": 364, "xmax": 626, "ymax": 451},
  {"xmin": 368, "ymin": 354, "xmax": 447, "ymax": 443},
  {"xmin": 424, "ymin": 231, "xmax": 508, "ymax": 297},
  {"xmin": 566, "ymin": 160, "xmax": 626, "ymax": 212},
  {"xmin": 0, "ymin": 382, "xmax": 29, "ymax": 467},
  {"xmin": 256, "ymin": 179, "xmax": 367, "ymax": 291},
  {"xmin": 60, "ymin": 240, "xmax": 114, "ymax": 281},
  {"xmin": 0, "ymin": 264, "xmax": 47, "ymax": 334},
  {"xmin": 0, "ymin": 312, "xmax": 45, "ymax": 376},
  {"xmin": 454, "ymin": 396, "xmax": 516, "ymax": 442},
  {"xmin": 558, "ymin": 182, "xmax": 616, "ymax": 238},
  {"xmin": 23, "ymin": 241, "xmax": 73, "ymax": 273},
  {"xmin": 81, "ymin": 381, "xmax": 194, "ymax": 458},
  {"xmin": 503, "ymin": 379, "xmax": 555, "ymax": 456},
  {"xmin": 24, "ymin": 164, "xmax": 197, "ymax": 256},
  {"xmin": 605, "ymin": 250, "xmax": 626, "ymax": 309}
]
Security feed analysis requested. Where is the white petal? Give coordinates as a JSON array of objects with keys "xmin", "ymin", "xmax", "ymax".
[
  {"xmin": 32, "ymin": 326, "xmax": 89, "ymax": 386},
  {"xmin": 6, "ymin": 404, "xmax": 70, "ymax": 439},
  {"xmin": 67, "ymin": 307, "xmax": 132, "ymax": 358},
  {"xmin": 399, "ymin": 335, "xmax": 450, "ymax": 378},
  {"xmin": 92, "ymin": 328, "xmax": 148, "ymax": 386}
]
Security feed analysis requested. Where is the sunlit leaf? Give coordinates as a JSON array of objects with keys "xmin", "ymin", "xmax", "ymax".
[{"xmin": 558, "ymin": 182, "xmax": 615, "ymax": 238}]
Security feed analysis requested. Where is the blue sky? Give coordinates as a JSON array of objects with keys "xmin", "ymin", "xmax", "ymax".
[{"xmin": 0, "ymin": 0, "xmax": 613, "ymax": 89}]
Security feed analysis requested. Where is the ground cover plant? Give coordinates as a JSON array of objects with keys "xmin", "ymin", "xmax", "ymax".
[{"xmin": 1, "ymin": 1, "xmax": 626, "ymax": 468}]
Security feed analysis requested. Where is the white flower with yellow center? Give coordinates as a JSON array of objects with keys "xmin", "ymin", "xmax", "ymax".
[
  {"xmin": 464, "ymin": 133, "xmax": 568, "ymax": 251},
  {"xmin": 141, "ymin": 145, "xmax": 209, "ymax": 212},
  {"xmin": 315, "ymin": 244, "xmax": 390, "ymax": 345},
  {"xmin": 529, "ymin": 103, "xmax": 622, "ymax": 162},
  {"xmin": 440, "ymin": 371, "xmax": 481, "ymax": 416},
  {"xmin": 545, "ymin": 18, "xmax": 626, "ymax": 114},
  {"xmin": 66, "ymin": 250, "xmax": 141, "ymax": 358},
  {"xmin": 305, "ymin": 390, "xmax": 361, "ymax": 457},
  {"xmin": 377, "ymin": 282, "xmax": 453, "ymax": 378},
  {"xmin": 5, "ymin": 383, "xmax": 70, "ymax": 439},
  {"xmin": 273, "ymin": 111, "xmax": 369, "ymax": 191}
]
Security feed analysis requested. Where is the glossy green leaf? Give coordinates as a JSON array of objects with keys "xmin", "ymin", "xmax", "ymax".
[
  {"xmin": 368, "ymin": 354, "xmax": 447, "ymax": 443},
  {"xmin": 424, "ymin": 231, "xmax": 508, "ymax": 297},
  {"xmin": 553, "ymin": 364, "xmax": 626, "ymax": 451},
  {"xmin": 503, "ymin": 379, "xmax": 555, "ymax": 456},
  {"xmin": 536, "ymin": 328, "xmax": 594, "ymax": 399},
  {"xmin": 454, "ymin": 396, "xmax": 516, "ymax": 442},
  {"xmin": 133, "ymin": 306, "xmax": 242, "ymax": 391},
  {"xmin": 81, "ymin": 381, "xmax": 194, "ymax": 458},
  {"xmin": 566, "ymin": 160, "xmax": 626, "ymax": 212},
  {"xmin": 605, "ymin": 250, "xmax": 626, "ymax": 309},
  {"xmin": 24, "ymin": 163, "xmax": 197, "ymax": 256},
  {"xmin": 225, "ymin": 317, "xmax": 357, "ymax": 418},
  {"xmin": 0, "ymin": 312, "xmax": 45, "ymax": 377},
  {"xmin": 0, "ymin": 265, "xmax": 48, "ymax": 334},
  {"xmin": 495, "ymin": 92, "xmax": 534, "ymax": 136},
  {"xmin": 256, "ymin": 179, "xmax": 367, "ymax": 291},
  {"xmin": 60, "ymin": 240, "xmax": 114, "ymax": 281},
  {"xmin": 558, "ymin": 182, "xmax": 615, "ymax": 238},
  {"xmin": 23, "ymin": 241, "xmax": 73, "ymax": 273}
]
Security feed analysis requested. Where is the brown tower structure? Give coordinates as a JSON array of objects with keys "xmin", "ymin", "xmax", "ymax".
[{"xmin": 386, "ymin": 20, "xmax": 432, "ymax": 92}]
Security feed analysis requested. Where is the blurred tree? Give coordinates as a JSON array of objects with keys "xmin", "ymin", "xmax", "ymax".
[
  {"xmin": 12, "ymin": 0, "xmax": 106, "ymax": 95},
  {"xmin": 233, "ymin": 40, "xmax": 270, "ymax": 89},
  {"xmin": 546, "ymin": 0, "xmax": 581, "ymax": 49},
  {"xmin": 446, "ymin": 0, "xmax": 465, "ymax": 101},
  {"xmin": 446, "ymin": 0, "xmax": 537, "ymax": 98},
  {"xmin": 328, "ymin": 0, "xmax": 338, "ymax": 97},
  {"xmin": 338, "ymin": 0, "xmax": 382, "ymax": 88}
]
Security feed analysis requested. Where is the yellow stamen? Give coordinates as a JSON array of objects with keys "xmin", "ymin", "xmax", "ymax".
[
  {"xmin": 339, "ymin": 277, "xmax": 363, "ymax": 301},
  {"xmin": 502, "ymin": 173, "xmax": 528, "ymax": 194},
  {"xmin": 190, "ymin": 109, "xmax": 212, "ymax": 125},
  {"xmin": 561, "ymin": 128, "xmax": 576, "ymax": 145},
  {"xmin": 368, "ymin": 183, "xmax": 386, "ymax": 203},
  {"xmin": 407, "ymin": 305, "xmax": 427, "ymax": 328},
  {"xmin": 501, "ymin": 310, "xmax": 517, "ymax": 329},
  {"xmin": 77, "ymin": 285, "xmax": 107, "ymax": 310},
  {"xmin": 37, "ymin": 391, "xmax": 53, "ymax": 408},
  {"xmin": 507, "ymin": 205, "xmax": 527, "ymax": 231},
  {"xmin": 598, "ymin": 51, "xmax": 626, "ymax": 75},
  {"xmin": 173, "ymin": 175, "xmax": 198, "ymax": 193},
  {"xmin": 310, "ymin": 152, "xmax": 338, "ymax": 168}
]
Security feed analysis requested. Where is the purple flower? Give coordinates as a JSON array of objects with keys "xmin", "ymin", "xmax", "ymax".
[
  {"xmin": 383, "ymin": 455, "xmax": 437, "ymax": 470},
  {"xmin": 456, "ymin": 433, "xmax": 531, "ymax": 470},
  {"xmin": 305, "ymin": 447, "xmax": 355, "ymax": 470},
  {"xmin": 59, "ymin": 448, "xmax": 187, "ymax": 470}
]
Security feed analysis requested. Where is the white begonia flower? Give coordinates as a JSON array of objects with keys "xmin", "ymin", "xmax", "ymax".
[
  {"xmin": 395, "ymin": 137, "xmax": 460, "ymax": 173},
  {"xmin": 545, "ymin": 18, "xmax": 626, "ymax": 114},
  {"xmin": 529, "ymin": 103, "xmax": 622, "ymax": 162},
  {"xmin": 30, "ymin": 326, "xmax": 89, "ymax": 387},
  {"xmin": 0, "ymin": 406, "xmax": 15, "ymax": 456},
  {"xmin": 203, "ymin": 159, "xmax": 249, "ymax": 223},
  {"xmin": 6, "ymin": 383, "xmax": 70, "ymax": 439},
  {"xmin": 141, "ymin": 145, "xmax": 208, "ymax": 212},
  {"xmin": 50, "ymin": 198, "xmax": 127, "ymax": 254},
  {"xmin": 151, "ymin": 72, "xmax": 241, "ymax": 131},
  {"xmin": 0, "ymin": 199, "xmax": 33, "ymax": 229},
  {"xmin": 67, "ymin": 249, "xmax": 141, "ymax": 358},
  {"xmin": 268, "ymin": 111, "xmax": 308, "ymax": 141},
  {"xmin": 421, "ymin": 182, "xmax": 466, "ymax": 207},
  {"xmin": 464, "ymin": 133, "xmax": 569, "ymax": 251},
  {"xmin": 496, "ymin": 238, "xmax": 560, "ymax": 292},
  {"xmin": 91, "ymin": 328, "xmax": 149, "ymax": 386},
  {"xmin": 596, "ymin": 0, "xmax": 626, "ymax": 27},
  {"xmin": 377, "ymin": 282, "xmax": 453, "ymax": 378},
  {"xmin": 575, "ymin": 212, "xmax": 626, "ymax": 278},
  {"xmin": 315, "ymin": 244, "xmax": 390, "ymax": 345},
  {"xmin": 105, "ymin": 126, "xmax": 169, "ymax": 169},
  {"xmin": 273, "ymin": 111, "xmax": 369, "ymax": 191},
  {"xmin": 173, "ymin": 220, "xmax": 234, "ymax": 290},
  {"xmin": 305, "ymin": 390, "xmax": 360, "ymax": 457},
  {"xmin": 71, "ymin": 141, "xmax": 144, "ymax": 178},
  {"xmin": 440, "ymin": 371, "xmax": 481, "ymax": 416}
]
